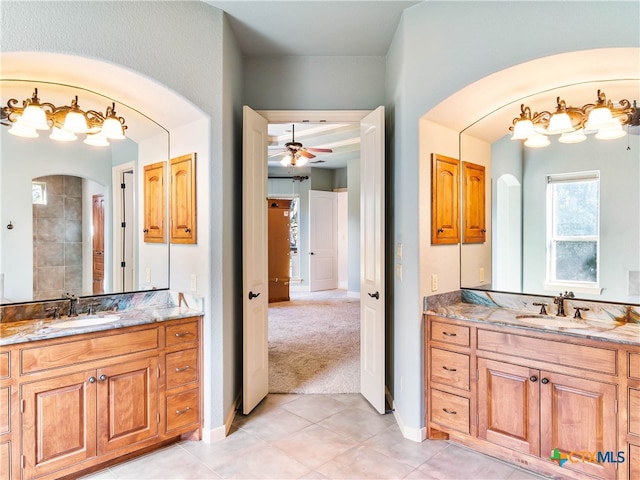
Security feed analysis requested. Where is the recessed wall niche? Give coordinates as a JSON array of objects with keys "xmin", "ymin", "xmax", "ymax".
[{"xmin": 32, "ymin": 175, "xmax": 83, "ymax": 300}]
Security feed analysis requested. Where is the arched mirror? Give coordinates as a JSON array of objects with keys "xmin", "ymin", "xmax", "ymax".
[
  {"xmin": 460, "ymin": 80, "xmax": 639, "ymax": 305},
  {"xmin": 0, "ymin": 81, "xmax": 170, "ymax": 304}
]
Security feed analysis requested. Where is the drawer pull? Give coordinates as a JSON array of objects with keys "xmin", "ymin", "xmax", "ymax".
[
  {"xmin": 175, "ymin": 365, "xmax": 191, "ymax": 373},
  {"xmin": 442, "ymin": 366, "xmax": 457, "ymax": 372},
  {"xmin": 175, "ymin": 406, "xmax": 191, "ymax": 415},
  {"xmin": 174, "ymin": 331, "xmax": 192, "ymax": 338},
  {"xmin": 442, "ymin": 332, "xmax": 457, "ymax": 337},
  {"xmin": 442, "ymin": 408, "xmax": 457, "ymax": 415}
]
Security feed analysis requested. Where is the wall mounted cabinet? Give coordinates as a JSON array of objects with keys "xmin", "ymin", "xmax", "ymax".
[
  {"xmin": 170, "ymin": 153, "xmax": 197, "ymax": 244},
  {"xmin": 462, "ymin": 161, "xmax": 486, "ymax": 243},
  {"xmin": 143, "ymin": 161, "xmax": 166, "ymax": 243},
  {"xmin": 431, "ymin": 154, "xmax": 460, "ymax": 244}
]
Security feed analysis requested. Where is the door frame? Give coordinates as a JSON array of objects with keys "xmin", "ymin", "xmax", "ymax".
[
  {"xmin": 254, "ymin": 109, "xmax": 386, "ymax": 412},
  {"xmin": 112, "ymin": 162, "xmax": 137, "ymax": 293}
]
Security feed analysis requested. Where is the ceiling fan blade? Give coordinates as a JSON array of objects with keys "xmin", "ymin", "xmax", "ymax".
[
  {"xmin": 298, "ymin": 149, "xmax": 316, "ymax": 159},
  {"xmin": 305, "ymin": 147, "xmax": 333, "ymax": 153}
]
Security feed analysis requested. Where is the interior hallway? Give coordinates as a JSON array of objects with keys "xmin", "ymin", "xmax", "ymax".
[{"xmin": 81, "ymin": 394, "xmax": 550, "ymax": 479}]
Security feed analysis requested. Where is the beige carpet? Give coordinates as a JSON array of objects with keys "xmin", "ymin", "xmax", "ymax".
[{"xmin": 268, "ymin": 289, "xmax": 360, "ymax": 394}]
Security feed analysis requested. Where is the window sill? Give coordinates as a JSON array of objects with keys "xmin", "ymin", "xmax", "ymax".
[{"xmin": 543, "ymin": 282, "xmax": 602, "ymax": 295}]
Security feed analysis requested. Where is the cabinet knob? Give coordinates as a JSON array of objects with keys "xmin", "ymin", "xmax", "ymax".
[
  {"xmin": 88, "ymin": 376, "xmax": 96, "ymax": 383},
  {"xmin": 99, "ymin": 374, "xmax": 107, "ymax": 381},
  {"xmin": 175, "ymin": 366, "xmax": 191, "ymax": 373},
  {"xmin": 442, "ymin": 408, "xmax": 457, "ymax": 415},
  {"xmin": 143, "ymin": 228, "xmax": 149, "ymax": 233},
  {"xmin": 185, "ymin": 228, "xmax": 191, "ymax": 233},
  {"xmin": 175, "ymin": 406, "xmax": 191, "ymax": 415},
  {"xmin": 174, "ymin": 331, "xmax": 192, "ymax": 338},
  {"xmin": 529, "ymin": 375, "xmax": 538, "ymax": 382},
  {"xmin": 541, "ymin": 378, "xmax": 549, "ymax": 384},
  {"xmin": 437, "ymin": 228, "xmax": 444, "ymax": 233},
  {"xmin": 442, "ymin": 332, "xmax": 457, "ymax": 337},
  {"xmin": 442, "ymin": 366, "xmax": 457, "ymax": 372},
  {"xmin": 481, "ymin": 228, "xmax": 487, "ymax": 233}
]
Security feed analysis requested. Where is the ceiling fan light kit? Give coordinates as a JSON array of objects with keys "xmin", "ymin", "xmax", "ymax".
[
  {"xmin": 510, "ymin": 90, "xmax": 637, "ymax": 147},
  {"xmin": 272, "ymin": 124, "xmax": 333, "ymax": 167}
]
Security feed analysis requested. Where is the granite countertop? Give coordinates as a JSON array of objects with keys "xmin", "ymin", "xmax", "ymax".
[
  {"xmin": 0, "ymin": 306, "xmax": 204, "ymax": 346},
  {"xmin": 428, "ymin": 302, "xmax": 640, "ymax": 346}
]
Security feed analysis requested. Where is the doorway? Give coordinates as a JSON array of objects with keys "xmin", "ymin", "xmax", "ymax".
[{"xmin": 243, "ymin": 107, "xmax": 386, "ymax": 414}]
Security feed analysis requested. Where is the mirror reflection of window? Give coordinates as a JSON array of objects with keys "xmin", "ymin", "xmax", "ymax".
[
  {"xmin": 547, "ymin": 171, "xmax": 600, "ymax": 286},
  {"xmin": 32, "ymin": 181, "xmax": 47, "ymax": 205}
]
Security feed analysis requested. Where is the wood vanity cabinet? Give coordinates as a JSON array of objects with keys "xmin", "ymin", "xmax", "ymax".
[
  {"xmin": 625, "ymin": 350, "xmax": 640, "ymax": 480},
  {"xmin": 1, "ymin": 316, "xmax": 202, "ymax": 479},
  {"xmin": 431, "ymin": 154, "xmax": 459, "ymax": 245},
  {"xmin": 426, "ymin": 314, "xmax": 630, "ymax": 480},
  {"xmin": 0, "ymin": 351, "xmax": 13, "ymax": 480},
  {"xmin": 143, "ymin": 161, "xmax": 166, "ymax": 243}
]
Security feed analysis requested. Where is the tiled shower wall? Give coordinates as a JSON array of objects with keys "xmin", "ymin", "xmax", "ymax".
[{"xmin": 32, "ymin": 175, "xmax": 83, "ymax": 300}]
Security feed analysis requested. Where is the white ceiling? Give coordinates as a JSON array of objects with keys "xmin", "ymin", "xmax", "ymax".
[{"xmin": 204, "ymin": 0, "xmax": 422, "ymax": 56}]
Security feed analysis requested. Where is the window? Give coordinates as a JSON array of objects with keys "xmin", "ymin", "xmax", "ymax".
[
  {"xmin": 32, "ymin": 182, "xmax": 47, "ymax": 205},
  {"xmin": 546, "ymin": 171, "xmax": 600, "ymax": 291}
]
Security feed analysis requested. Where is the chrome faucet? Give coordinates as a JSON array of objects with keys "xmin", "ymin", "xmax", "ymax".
[
  {"xmin": 553, "ymin": 291, "xmax": 574, "ymax": 317},
  {"xmin": 65, "ymin": 293, "xmax": 79, "ymax": 317}
]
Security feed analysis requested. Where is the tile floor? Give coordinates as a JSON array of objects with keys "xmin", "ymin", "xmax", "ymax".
[{"xmin": 82, "ymin": 394, "xmax": 551, "ymax": 479}]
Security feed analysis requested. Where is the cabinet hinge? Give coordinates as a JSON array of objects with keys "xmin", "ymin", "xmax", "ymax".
[
  {"xmin": 614, "ymin": 399, "xmax": 618, "ymax": 414},
  {"xmin": 21, "ymin": 455, "xmax": 25, "ymax": 468},
  {"xmin": 157, "ymin": 412, "xmax": 160, "ymax": 424},
  {"xmin": 157, "ymin": 366, "xmax": 161, "ymax": 378},
  {"xmin": 121, "ymin": 183, "xmax": 126, "ymax": 189},
  {"xmin": 121, "ymin": 221, "xmax": 126, "ymax": 228},
  {"xmin": 476, "ymin": 369, "xmax": 479, "ymax": 381},
  {"xmin": 21, "ymin": 399, "xmax": 25, "ymax": 413},
  {"xmin": 476, "ymin": 413, "xmax": 479, "ymax": 426}
]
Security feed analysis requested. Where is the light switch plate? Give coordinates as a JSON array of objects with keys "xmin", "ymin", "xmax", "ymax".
[{"xmin": 431, "ymin": 274, "xmax": 438, "ymax": 292}]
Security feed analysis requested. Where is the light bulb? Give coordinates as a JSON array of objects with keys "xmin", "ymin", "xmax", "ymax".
[
  {"xmin": 280, "ymin": 155, "xmax": 292, "ymax": 167},
  {"xmin": 511, "ymin": 119, "xmax": 534, "ymax": 140},
  {"xmin": 101, "ymin": 117, "xmax": 125, "ymax": 139},
  {"xmin": 585, "ymin": 106, "xmax": 613, "ymax": 131},
  {"xmin": 546, "ymin": 112, "xmax": 573, "ymax": 134},
  {"xmin": 63, "ymin": 110, "xmax": 88, "ymax": 133}
]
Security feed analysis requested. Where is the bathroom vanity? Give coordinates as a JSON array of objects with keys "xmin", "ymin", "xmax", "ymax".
[
  {"xmin": 425, "ymin": 297, "xmax": 639, "ymax": 480},
  {"xmin": 0, "ymin": 295, "xmax": 202, "ymax": 480}
]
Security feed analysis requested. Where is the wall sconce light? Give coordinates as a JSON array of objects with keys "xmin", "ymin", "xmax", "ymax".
[
  {"xmin": 1, "ymin": 88, "xmax": 127, "ymax": 147},
  {"xmin": 510, "ymin": 90, "xmax": 636, "ymax": 148}
]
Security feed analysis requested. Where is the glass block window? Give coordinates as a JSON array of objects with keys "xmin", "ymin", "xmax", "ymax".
[{"xmin": 32, "ymin": 182, "xmax": 47, "ymax": 205}]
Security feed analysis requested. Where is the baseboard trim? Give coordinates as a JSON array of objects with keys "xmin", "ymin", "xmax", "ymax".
[
  {"xmin": 347, "ymin": 290, "xmax": 360, "ymax": 299},
  {"xmin": 386, "ymin": 388, "xmax": 426, "ymax": 443},
  {"xmin": 289, "ymin": 284, "xmax": 309, "ymax": 292},
  {"xmin": 202, "ymin": 392, "xmax": 241, "ymax": 444}
]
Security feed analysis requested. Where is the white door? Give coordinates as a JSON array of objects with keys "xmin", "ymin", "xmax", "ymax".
[
  {"xmin": 242, "ymin": 106, "xmax": 269, "ymax": 414},
  {"xmin": 360, "ymin": 106, "xmax": 386, "ymax": 413},
  {"xmin": 309, "ymin": 190, "xmax": 338, "ymax": 292},
  {"xmin": 337, "ymin": 191, "xmax": 349, "ymax": 289}
]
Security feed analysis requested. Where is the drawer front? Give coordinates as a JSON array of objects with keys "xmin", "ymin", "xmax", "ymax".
[
  {"xmin": 21, "ymin": 328, "xmax": 159, "ymax": 374},
  {"xmin": 477, "ymin": 329, "xmax": 616, "ymax": 375},
  {"xmin": 430, "ymin": 348, "xmax": 470, "ymax": 390},
  {"xmin": 0, "ymin": 387, "xmax": 9, "ymax": 435},
  {"xmin": 629, "ymin": 444, "xmax": 640, "ymax": 480},
  {"xmin": 630, "ymin": 352, "xmax": 640, "ymax": 380},
  {"xmin": 166, "ymin": 320, "xmax": 199, "ymax": 347},
  {"xmin": 630, "ymin": 388, "xmax": 640, "ymax": 436},
  {"xmin": 166, "ymin": 389, "xmax": 199, "ymax": 433},
  {"xmin": 0, "ymin": 352, "xmax": 8, "ymax": 379},
  {"xmin": 166, "ymin": 349, "xmax": 198, "ymax": 390},
  {"xmin": 430, "ymin": 388, "xmax": 470, "ymax": 434},
  {"xmin": 430, "ymin": 320, "xmax": 470, "ymax": 347}
]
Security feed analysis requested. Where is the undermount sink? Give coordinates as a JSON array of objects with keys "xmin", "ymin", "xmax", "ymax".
[
  {"xmin": 515, "ymin": 314, "xmax": 589, "ymax": 329},
  {"xmin": 49, "ymin": 314, "xmax": 121, "ymax": 329}
]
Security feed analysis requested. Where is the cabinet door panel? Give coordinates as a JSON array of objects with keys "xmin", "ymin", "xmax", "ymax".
[
  {"xmin": 97, "ymin": 358, "xmax": 158, "ymax": 454},
  {"xmin": 462, "ymin": 161, "xmax": 486, "ymax": 243},
  {"xmin": 143, "ymin": 161, "xmax": 166, "ymax": 243},
  {"xmin": 170, "ymin": 153, "xmax": 196, "ymax": 244},
  {"xmin": 21, "ymin": 370, "xmax": 97, "ymax": 478},
  {"xmin": 431, "ymin": 154, "xmax": 460, "ymax": 244},
  {"xmin": 478, "ymin": 358, "xmax": 540, "ymax": 455},
  {"xmin": 539, "ymin": 371, "xmax": 617, "ymax": 479}
]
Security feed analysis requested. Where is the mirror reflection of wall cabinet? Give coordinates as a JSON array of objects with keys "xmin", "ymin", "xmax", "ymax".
[
  {"xmin": 462, "ymin": 161, "xmax": 486, "ymax": 244},
  {"xmin": 143, "ymin": 161, "xmax": 166, "ymax": 243},
  {"xmin": 431, "ymin": 153, "xmax": 460, "ymax": 245},
  {"xmin": 169, "ymin": 153, "xmax": 197, "ymax": 245}
]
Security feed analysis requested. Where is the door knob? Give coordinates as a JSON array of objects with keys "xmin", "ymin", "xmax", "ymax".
[
  {"xmin": 248, "ymin": 291, "xmax": 260, "ymax": 300},
  {"xmin": 309, "ymin": 252, "xmax": 315, "ymax": 255},
  {"xmin": 368, "ymin": 291, "xmax": 380, "ymax": 300}
]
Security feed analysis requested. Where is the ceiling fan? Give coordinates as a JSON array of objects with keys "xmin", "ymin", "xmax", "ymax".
[{"xmin": 269, "ymin": 124, "xmax": 333, "ymax": 167}]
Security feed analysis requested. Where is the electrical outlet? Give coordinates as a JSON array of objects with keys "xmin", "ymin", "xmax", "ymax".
[
  {"xmin": 190, "ymin": 274, "xmax": 197, "ymax": 292},
  {"xmin": 431, "ymin": 274, "xmax": 438, "ymax": 292},
  {"xmin": 396, "ymin": 263, "xmax": 402, "ymax": 281},
  {"xmin": 479, "ymin": 267, "xmax": 485, "ymax": 283},
  {"xmin": 396, "ymin": 243, "xmax": 403, "ymax": 260},
  {"xmin": 145, "ymin": 267, "xmax": 151, "ymax": 283}
]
